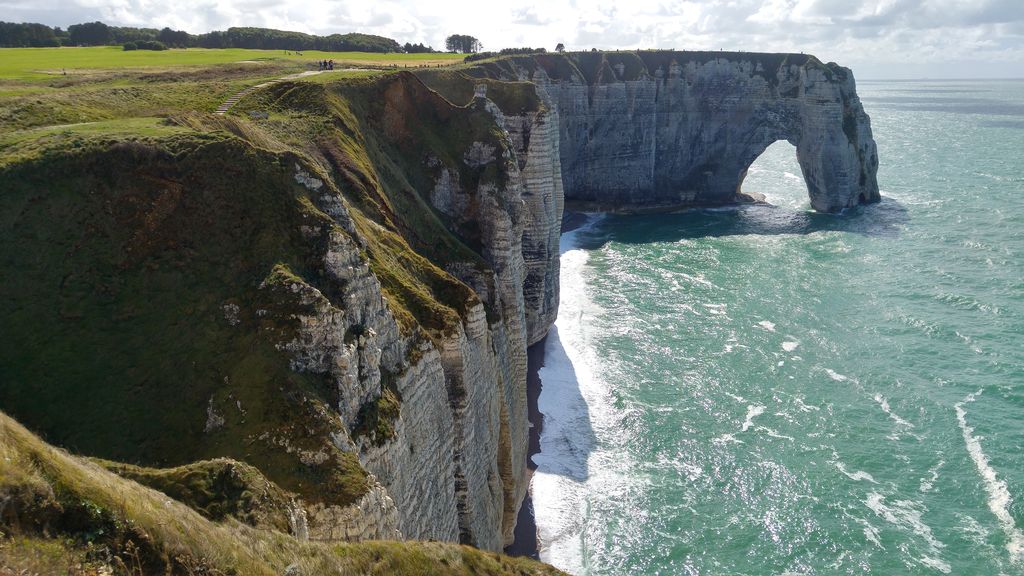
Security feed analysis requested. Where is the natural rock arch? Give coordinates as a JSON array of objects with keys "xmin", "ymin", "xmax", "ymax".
[
  {"xmin": 471, "ymin": 51, "xmax": 880, "ymax": 213},
  {"xmin": 737, "ymin": 139, "xmax": 806, "ymax": 202}
]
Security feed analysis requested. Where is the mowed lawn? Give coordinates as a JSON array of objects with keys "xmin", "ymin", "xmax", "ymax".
[{"xmin": 0, "ymin": 46, "xmax": 467, "ymax": 80}]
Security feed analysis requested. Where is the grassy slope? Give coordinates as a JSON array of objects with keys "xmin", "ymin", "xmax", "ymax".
[
  {"xmin": 0, "ymin": 46, "xmax": 464, "ymax": 138},
  {"xmin": 0, "ymin": 133, "xmax": 368, "ymax": 508},
  {"xmin": 414, "ymin": 68, "xmax": 542, "ymax": 114},
  {"xmin": 0, "ymin": 67, "xmax": 290, "ymax": 135},
  {"xmin": 0, "ymin": 411, "xmax": 566, "ymax": 575},
  {"xmin": 94, "ymin": 457, "xmax": 295, "ymax": 532}
]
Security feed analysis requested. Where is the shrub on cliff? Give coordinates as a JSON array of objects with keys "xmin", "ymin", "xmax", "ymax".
[
  {"xmin": 96, "ymin": 457, "xmax": 295, "ymax": 531},
  {"xmin": 464, "ymin": 51, "xmax": 497, "ymax": 62}
]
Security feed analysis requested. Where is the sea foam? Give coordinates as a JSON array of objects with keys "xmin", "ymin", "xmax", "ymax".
[
  {"xmin": 955, "ymin": 390, "xmax": 1024, "ymax": 563},
  {"xmin": 532, "ymin": 215, "xmax": 614, "ymax": 573},
  {"xmin": 741, "ymin": 404, "xmax": 766, "ymax": 432},
  {"xmin": 865, "ymin": 492, "xmax": 950, "ymax": 572}
]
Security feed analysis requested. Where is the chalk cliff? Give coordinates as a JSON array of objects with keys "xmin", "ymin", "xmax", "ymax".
[
  {"xmin": 0, "ymin": 50, "xmax": 878, "ymax": 562},
  {"xmin": 465, "ymin": 51, "xmax": 879, "ymax": 213}
]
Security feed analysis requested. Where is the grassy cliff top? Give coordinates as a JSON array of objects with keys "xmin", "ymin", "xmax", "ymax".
[
  {"xmin": 0, "ymin": 46, "xmax": 465, "ymax": 81},
  {"xmin": 0, "ymin": 411, "xmax": 566, "ymax": 575},
  {"xmin": 0, "ymin": 46, "xmax": 463, "ymax": 152},
  {"xmin": 414, "ymin": 68, "xmax": 543, "ymax": 113}
]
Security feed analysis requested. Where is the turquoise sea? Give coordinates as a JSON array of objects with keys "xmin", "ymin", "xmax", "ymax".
[{"xmin": 530, "ymin": 79, "xmax": 1024, "ymax": 575}]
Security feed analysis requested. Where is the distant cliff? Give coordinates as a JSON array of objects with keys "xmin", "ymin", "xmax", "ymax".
[
  {"xmin": 0, "ymin": 50, "xmax": 878, "ymax": 564},
  {"xmin": 458, "ymin": 51, "xmax": 879, "ymax": 213}
]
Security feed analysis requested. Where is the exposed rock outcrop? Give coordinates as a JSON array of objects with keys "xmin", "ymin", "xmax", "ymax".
[{"xmin": 306, "ymin": 475, "xmax": 402, "ymax": 541}]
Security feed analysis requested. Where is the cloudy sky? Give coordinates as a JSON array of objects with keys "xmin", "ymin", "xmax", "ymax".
[{"xmin": 5, "ymin": 0, "xmax": 1023, "ymax": 78}]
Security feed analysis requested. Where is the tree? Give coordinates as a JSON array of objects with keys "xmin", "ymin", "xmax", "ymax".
[
  {"xmin": 555, "ymin": 42, "xmax": 565, "ymax": 52},
  {"xmin": 158, "ymin": 27, "xmax": 191, "ymax": 48},
  {"xmin": 445, "ymin": 34, "xmax": 481, "ymax": 54},
  {"xmin": 68, "ymin": 21, "xmax": 113, "ymax": 46},
  {"xmin": 1, "ymin": 20, "xmax": 408, "ymax": 52},
  {"xmin": 403, "ymin": 41, "xmax": 435, "ymax": 53},
  {"xmin": 137, "ymin": 40, "xmax": 167, "ymax": 50},
  {"xmin": 111, "ymin": 26, "xmax": 159, "ymax": 44}
]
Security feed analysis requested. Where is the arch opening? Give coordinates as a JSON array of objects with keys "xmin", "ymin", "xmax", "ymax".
[{"xmin": 739, "ymin": 140, "xmax": 809, "ymax": 210}]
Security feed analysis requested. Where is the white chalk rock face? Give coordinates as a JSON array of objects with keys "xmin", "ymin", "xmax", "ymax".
[{"xmin": 500, "ymin": 99, "xmax": 565, "ymax": 346}]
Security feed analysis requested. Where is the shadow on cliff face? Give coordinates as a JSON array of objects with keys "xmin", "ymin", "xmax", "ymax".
[{"xmin": 573, "ymin": 197, "xmax": 908, "ymax": 247}]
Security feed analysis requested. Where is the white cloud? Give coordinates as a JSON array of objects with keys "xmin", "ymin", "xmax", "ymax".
[{"xmin": 4, "ymin": 0, "xmax": 1023, "ymax": 77}]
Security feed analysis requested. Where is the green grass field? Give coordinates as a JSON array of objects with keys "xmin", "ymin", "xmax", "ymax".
[
  {"xmin": 0, "ymin": 46, "xmax": 467, "ymax": 146},
  {"xmin": 0, "ymin": 46, "xmax": 466, "ymax": 80}
]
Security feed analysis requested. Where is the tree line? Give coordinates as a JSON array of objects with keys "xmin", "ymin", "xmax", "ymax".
[
  {"xmin": 0, "ymin": 22, "xmax": 508, "ymax": 57},
  {"xmin": 0, "ymin": 21, "xmax": 433, "ymax": 53}
]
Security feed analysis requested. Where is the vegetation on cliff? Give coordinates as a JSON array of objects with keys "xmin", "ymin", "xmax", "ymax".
[
  {"xmin": 0, "ymin": 133, "xmax": 371, "ymax": 508},
  {"xmin": 0, "ymin": 411, "xmax": 566, "ymax": 575},
  {"xmin": 95, "ymin": 457, "xmax": 295, "ymax": 532},
  {"xmin": 225, "ymin": 71, "xmax": 544, "ymax": 332}
]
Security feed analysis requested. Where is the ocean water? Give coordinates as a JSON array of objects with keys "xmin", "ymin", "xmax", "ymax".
[{"xmin": 531, "ymin": 79, "xmax": 1024, "ymax": 575}]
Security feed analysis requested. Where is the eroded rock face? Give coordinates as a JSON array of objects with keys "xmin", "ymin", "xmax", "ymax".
[
  {"xmin": 425, "ymin": 89, "xmax": 575, "ymax": 544},
  {"xmin": 268, "ymin": 53, "xmax": 879, "ymax": 552},
  {"xmin": 357, "ymin": 342, "xmax": 460, "ymax": 543},
  {"xmin": 272, "ymin": 164, "xmax": 465, "ymax": 546},
  {"xmin": 475, "ymin": 52, "xmax": 879, "ymax": 213},
  {"xmin": 498, "ymin": 96, "xmax": 565, "ymax": 346},
  {"xmin": 427, "ymin": 98, "xmax": 537, "ymax": 547},
  {"xmin": 282, "ymin": 133, "xmax": 536, "ymax": 550}
]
